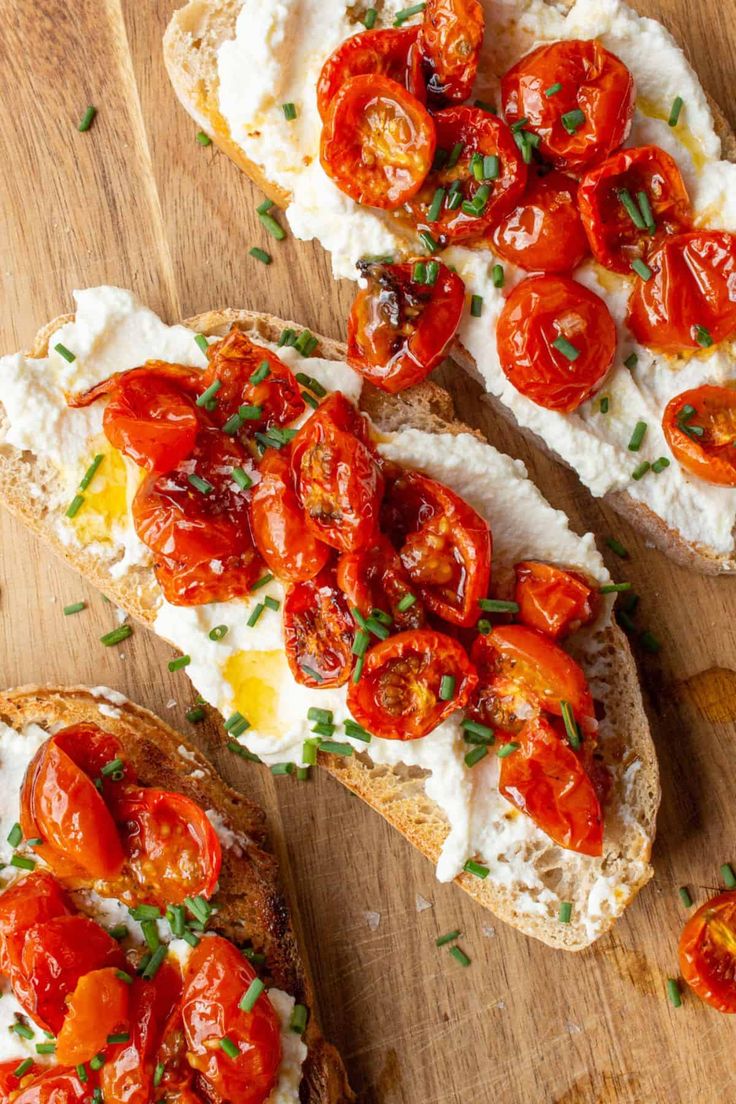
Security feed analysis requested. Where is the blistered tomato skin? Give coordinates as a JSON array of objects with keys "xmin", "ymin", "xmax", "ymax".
[
  {"xmin": 496, "ymin": 274, "xmax": 617, "ymax": 413},
  {"xmin": 320, "ymin": 74, "xmax": 436, "ymax": 210},
  {"xmin": 251, "ymin": 448, "xmax": 331, "ymax": 581},
  {"xmin": 347, "ymin": 261, "xmax": 465, "ymax": 392},
  {"xmin": 662, "ymin": 385, "xmax": 736, "ymax": 486},
  {"xmin": 317, "ymin": 27, "xmax": 425, "ymax": 118},
  {"xmin": 202, "ymin": 329, "xmax": 305, "ymax": 433},
  {"xmin": 0, "ymin": 872, "xmax": 71, "ymax": 979},
  {"xmin": 514, "ymin": 561, "xmax": 599, "ymax": 641},
  {"xmin": 419, "ymin": 0, "xmax": 484, "ymax": 105},
  {"xmin": 284, "ymin": 565, "xmax": 356, "ymax": 688},
  {"xmin": 501, "ymin": 39, "xmax": 635, "ymax": 171},
  {"xmin": 679, "ymin": 891, "xmax": 736, "ymax": 1013},
  {"xmin": 337, "ymin": 534, "xmax": 427, "ymax": 631},
  {"xmin": 627, "ymin": 231, "xmax": 736, "ymax": 353},
  {"xmin": 491, "ymin": 171, "xmax": 590, "ymax": 274},
  {"xmin": 55, "ymin": 968, "xmax": 129, "ymax": 1066}
]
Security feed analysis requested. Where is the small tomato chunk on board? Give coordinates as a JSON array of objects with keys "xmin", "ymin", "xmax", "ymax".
[
  {"xmin": 201, "ymin": 329, "xmax": 305, "ymax": 434},
  {"xmin": 55, "ymin": 967, "xmax": 130, "ymax": 1066},
  {"xmin": 418, "ymin": 0, "xmax": 484, "ymax": 105},
  {"xmin": 578, "ymin": 145, "xmax": 691, "ymax": 273},
  {"xmin": 251, "ymin": 448, "xmax": 331, "ymax": 582},
  {"xmin": 491, "ymin": 170, "xmax": 589, "ymax": 274},
  {"xmin": 283, "ymin": 565, "xmax": 355, "ymax": 688},
  {"xmin": 496, "ymin": 274, "xmax": 616, "ymax": 413},
  {"xmin": 320, "ymin": 74, "xmax": 436, "ymax": 210},
  {"xmin": 347, "ymin": 260, "xmax": 465, "ymax": 392},
  {"xmin": 407, "ymin": 106, "xmax": 527, "ymax": 246},
  {"xmin": 501, "ymin": 39, "xmax": 635, "ymax": 171},
  {"xmin": 679, "ymin": 891, "xmax": 736, "ymax": 1013},
  {"xmin": 514, "ymin": 561, "xmax": 599, "ymax": 640},
  {"xmin": 317, "ymin": 27, "xmax": 425, "ymax": 119},
  {"xmin": 626, "ymin": 231, "xmax": 736, "ymax": 353},
  {"xmin": 347, "ymin": 629, "xmax": 478, "ymax": 739},
  {"xmin": 498, "ymin": 715, "xmax": 603, "ymax": 856},
  {"xmin": 337, "ymin": 534, "xmax": 426, "ymax": 631},
  {"xmin": 662, "ymin": 385, "xmax": 736, "ymax": 486}
]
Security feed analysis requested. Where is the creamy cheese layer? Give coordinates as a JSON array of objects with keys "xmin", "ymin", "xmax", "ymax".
[{"xmin": 217, "ymin": 0, "xmax": 736, "ymax": 554}]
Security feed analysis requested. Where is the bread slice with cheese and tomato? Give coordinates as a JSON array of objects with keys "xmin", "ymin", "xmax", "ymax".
[{"xmin": 163, "ymin": 0, "xmax": 736, "ymax": 573}]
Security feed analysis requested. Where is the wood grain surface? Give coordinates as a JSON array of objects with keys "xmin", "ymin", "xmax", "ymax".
[{"xmin": 1, "ymin": 2, "xmax": 736, "ymax": 1102}]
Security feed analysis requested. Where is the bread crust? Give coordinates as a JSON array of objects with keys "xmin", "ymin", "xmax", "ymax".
[{"xmin": 0, "ymin": 684, "xmax": 354, "ymax": 1104}]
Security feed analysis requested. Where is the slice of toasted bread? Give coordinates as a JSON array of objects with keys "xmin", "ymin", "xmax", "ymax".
[
  {"xmin": 0, "ymin": 304, "xmax": 658, "ymax": 950},
  {"xmin": 0, "ymin": 683, "xmax": 353, "ymax": 1104},
  {"xmin": 163, "ymin": 0, "xmax": 736, "ymax": 575}
]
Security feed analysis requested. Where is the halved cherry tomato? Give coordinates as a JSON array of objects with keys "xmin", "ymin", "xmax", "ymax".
[
  {"xmin": 153, "ymin": 1004, "xmax": 199, "ymax": 1103},
  {"xmin": 320, "ymin": 74, "xmax": 436, "ymax": 210},
  {"xmin": 498, "ymin": 715, "xmax": 603, "ymax": 856},
  {"xmin": 347, "ymin": 260, "xmax": 464, "ymax": 392},
  {"xmin": 418, "ymin": 0, "xmax": 484, "ymax": 105},
  {"xmin": 496, "ymin": 274, "xmax": 616, "ymax": 412},
  {"xmin": 20, "ymin": 734, "xmax": 125, "ymax": 881},
  {"xmin": 0, "ymin": 872, "xmax": 71, "ymax": 978},
  {"xmin": 69, "ymin": 363, "xmax": 202, "ymax": 473},
  {"xmin": 501, "ymin": 39, "xmax": 635, "ymax": 171},
  {"xmin": 662, "ymin": 385, "xmax": 736, "ymax": 486},
  {"xmin": 181, "ymin": 936, "xmax": 281, "ymax": 1104},
  {"xmin": 113, "ymin": 788, "xmax": 222, "ymax": 908},
  {"xmin": 317, "ymin": 27, "xmax": 425, "ymax": 119},
  {"xmin": 514, "ymin": 561, "xmax": 599, "ymax": 641},
  {"xmin": 470, "ymin": 624, "xmax": 594, "ymax": 731},
  {"xmin": 202, "ymin": 330, "xmax": 305, "ymax": 434},
  {"xmin": 132, "ymin": 426, "xmax": 263, "ymax": 605},
  {"xmin": 250, "ymin": 448, "xmax": 330, "ymax": 582},
  {"xmin": 18, "ymin": 915, "xmax": 124, "ymax": 1033},
  {"xmin": 337, "ymin": 534, "xmax": 426, "ymax": 631},
  {"xmin": 283, "ymin": 565, "xmax": 355, "ymax": 688},
  {"xmin": 627, "ymin": 231, "xmax": 736, "ymax": 353},
  {"xmin": 292, "ymin": 392, "xmax": 383, "ymax": 553},
  {"xmin": 0, "ymin": 1060, "xmax": 39, "ymax": 1101},
  {"xmin": 12, "ymin": 1068, "xmax": 90, "ymax": 1104},
  {"xmin": 679, "ymin": 891, "xmax": 736, "ymax": 1013},
  {"xmin": 55, "ymin": 967, "xmax": 129, "ymax": 1066},
  {"xmin": 347, "ymin": 628, "xmax": 478, "ymax": 739},
  {"xmin": 578, "ymin": 145, "xmax": 691, "ymax": 273},
  {"xmin": 381, "ymin": 467, "xmax": 491, "ymax": 627},
  {"xmin": 407, "ymin": 106, "xmax": 527, "ymax": 245},
  {"xmin": 490, "ymin": 170, "xmax": 589, "ymax": 273}
]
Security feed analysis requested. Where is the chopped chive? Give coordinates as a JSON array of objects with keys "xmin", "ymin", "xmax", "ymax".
[
  {"xmin": 262, "ymin": 596, "xmax": 279, "ymax": 613},
  {"xmin": 545, "ymin": 82, "xmax": 562, "ymax": 97},
  {"xmin": 258, "ymin": 211, "xmax": 286, "ymax": 241},
  {"xmin": 243, "ymin": 947, "xmax": 267, "ymax": 965},
  {"xmin": 222, "ymin": 412, "xmax": 244, "ymax": 435},
  {"xmin": 631, "ymin": 258, "xmax": 653, "ymax": 281},
  {"xmin": 301, "ymin": 390, "xmax": 319, "ymax": 410},
  {"xmin": 470, "ymin": 294, "xmax": 483, "ymax": 318},
  {"xmin": 599, "ymin": 582, "xmax": 631, "ymax": 594},
  {"xmin": 419, "ymin": 230, "xmax": 439, "ymax": 254},
  {"xmin": 153, "ymin": 1064, "xmax": 165, "ymax": 1088},
  {"xmin": 196, "ymin": 380, "xmax": 221, "ymax": 408},
  {"xmin": 63, "ymin": 601, "xmax": 86, "ymax": 615},
  {"xmin": 449, "ymin": 945, "xmax": 471, "ymax": 967},
  {"xmin": 439, "ymin": 674, "xmax": 456, "ymax": 701},
  {"xmin": 640, "ymin": 630, "xmax": 662, "ymax": 654},
  {"xmin": 497, "ymin": 742, "xmax": 520, "ymax": 758},
  {"xmin": 606, "ymin": 537, "xmax": 629, "ymax": 558},
  {"xmin": 491, "ymin": 263, "xmax": 504, "ymax": 288},
  {"xmin": 425, "ymin": 260, "xmax": 439, "ymax": 285},
  {"xmin": 599, "ymin": 395, "xmax": 609, "ymax": 414},
  {"xmin": 187, "ymin": 473, "xmax": 214, "ymax": 495},
  {"xmin": 427, "ymin": 187, "xmax": 446, "ymax": 223},
  {"xmin": 363, "ymin": 7, "xmax": 377, "ymax": 28},
  {"xmin": 251, "ymin": 573, "xmax": 274, "ymax": 591},
  {"xmin": 250, "ymin": 360, "xmax": 271, "ymax": 385},
  {"xmin": 208, "ymin": 624, "xmax": 229, "ymax": 643},
  {"xmin": 483, "ymin": 154, "xmax": 499, "ymax": 180},
  {"xmin": 618, "ymin": 610, "xmax": 636, "ymax": 633},
  {"xmin": 290, "ymin": 1004, "xmax": 309, "ymax": 1034},
  {"xmin": 109, "ymin": 924, "xmax": 129, "ymax": 941},
  {"xmin": 282, "ymin": 102, "xmax": 297, "ymax": 121},
  {"xmin": 678, "ymin": 886, "xmax": 693, "ymax": 908},
  {"xmin": 413, "ymin": 261, "xmax": 428, "ymax": 284},
  {"xmin": 115, "ymin": 969, "xmax": 134, "ymax": 984},
  {"xmin": 637, "ymin": 190, "xmax": 655, "ymax": 232},
  {"xmin": 464, "ymin": 745, "xmax": 488, "ymax": 768},
  {"xmin": 307, "ymin": 707, "xmax": 333, "ymax": 725},
  {"xmin": 220, "ymin": 1036, "xmax": 239, "ymax": 1059},
  {"xmin": 474, "ymin": 99, "xmax": 496, "ymax": 113},
  {"xmin": 184, "ymin": 896, "xmax": 212, "ymax": 925},
  {"xmin": 35, "ymin": 1042, "xmax": 56, "ymax": 1054},
  {"xmin": 617, "ymin": 188, "xmax": 646, "ymax": 230},
  {"xmin": 249, "ymin": 247, "xmax": 272, "ymax": 265},
  {"xmin": 13, "ymin": 1058, "xmax": 34, "ymax": 1079},
  {"xmin": 318, "ymin": 740, "xmax": 354, "ymax": 757},
  {"xmin": 11, "ymin": 1022, "xmax": 34, "ymax": 1040},
  {"xmin": 464, "ymin": 859, "xmax": 489, "ymax": 879},
  {"xmin": 477, "ymin": 618, "xmax": 492, "ymax": 635},
  {"xmin": 352, "ymin": 629, "xmax": 370, "ymax": 657},
  {"xmin": 310, "ymin": 722, "xmax": 334, "ymax": 738},
  {"xmin": 100, "ymin": 624, "xmax": 133, "ymax": 648},
  {"xmin": 693, "ymin": 324, "xmax": 713, "ymax": 348},
  {"xmin": 632, "ymin": 461, "xmax": 651, "ymax": 481},
  {"xmin": 238, "ymin": 404, "xmax": 263, "ymax": 422},
  {"xmin": 130, "ymin": 904, "xmax": 161, "ymax": 921},
  {"xmin": 461, "ymin": 718, "xmax": 494, "ymax": 743},
  {"xmin": 226, "ymin": 740, "xmax": 259, "ymax": 762},
  {"xmin": 302, "ymin": 664, "xmax": 325, "ymax": 684},
  {"xmin": 470, "ymin": 151, "xmax": 483, "ymax": 181},
  {"xmin": 225, "ymin": 712, "xmax": 250, "ymax": 737},
  {"xmin": 11, "ymin": 855, "xmax": 36, "ymax": 872},
  {"xmin": 79, "ymin": 453, "xmax": 104, "ymax": 491},
  {"xmin": 100, "ymin": 757, "xmax": 125, "ymax": 777},
  {"xmin": 397, "ymin": 593, "xmax": 417, "ymax": 612},
  {"xmin": 668, "ymin": 96, "xmax": 684, "ymax": 127},
  {"xmin": 194, "ymin": 333, "xmax": 209, "ymax": 353},
  {"xmin": 182, "ymin": 929, "xmax": 201, "ymax": 948},
  {"xmin": 196, "ymin": 130, "xmax": 211, "ymax": 146},
  {"xmin": 271, "ymin": 762, "xmax": 295, "ymax": 776},
  {"xmin": 394, "ymin": 1, "xmax": 425, "ymax": 24},
  {"xmin": 7, "ymin": 823, "xmax": 22, "ymax": 847},
  {"xmin": 624, "ymin": 352, "xmax": 638, "ymax": 370},
  {"xmin": 510, "ymin": 118, "xmax": 529, "ymax": 133},
  {"xmin": 168, "ymin": 655, "xmax": 191, "ymax": 672},
  {"xmin": 352, "ymin": 656, "xmax": 365, "ymax": 683},
  {"xmin": 78, "ymin": 105, "xmax": 97, "ymax": 132},
  {"xmin": 294, "ymin": 329, "xmax": 320, "ymax": 357},
  {"xmin": 76, "ymin": 1065, "xmax": 88, "ymax": 1083},
  {"xmin": 294, "ymin": 371, "xmax": 326, "ymax": 397},
  {"xmin": 479, "ymin": 598, "xmax": 519, "ymax": 614},
  {"xmin": 628, "ymin": 420, "xmax": 647, "ymax": 452},
  {"xmin": 302, "ymin": 738, "xmax": 321, "ymax": 766},
  {"xmin": 559, "ymin": 901, "xmax": 573, "ymax": 924},
  {"xmin": 436, "ymin": 929, "xmax": 461, "ymax": 947},
  {"xmin": 247, "ymin": 603, "xmax": 265, "ymax": 628},
  {"xmin": 66, "ymin": 493, "xmax": 85, "ymax": 519},
  {"xmin": 667, "ymin": 978, "xmax": 682, "ymax": 1008},
  {"xmin": 186, "ymin": 706, "xmax": 206, "ymax": 724},
  {"xmin": 561, "ymin": 108, "xmax": 585, "ymax": 133},
  {"xmin": 239, "ymin": 977, "xmax": 265, "ymax": 1013},
  {"xmin": 721, "ymin": 863, "xmax": 736, "ymax": 889},
  {"xmin": 106, "ymin": 1032, "xmax": 131, "ymax": 1045},
  {"xmin": 141, "ymin": 919, "xmax": 160, "ymax": 952},
  {"xmin": 560, "ymin": 701, "xmax": 581, "ymax": 749},
  {"xmin": 552, "ymin": 335, "xmax": 580, "ymax": 361},
  {"xmin": 257, "ymin": 197, "xmax": 273, "ymax": 214},
  {"xmin": 344, "ymin": 719, "xmax": 371, "ymax": 742},
  {"xmin": 651, "ymin": 456, "xmax": 670, "ymax": 474}
]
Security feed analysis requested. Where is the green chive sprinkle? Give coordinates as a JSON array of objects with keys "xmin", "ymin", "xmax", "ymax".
[
  {"xmin": 559, "ymin": 901, "xmax": 573, "ymax": 924},
  {"xmin": 187, "ymin": 473, "xmax": 214, "ymax": 495},
  {"xmin": 318, "ymin": 740, "xmax": 354, "ymax": 757},
  {"xmin": 618, "ymin": 610, "xmax": 636, "ymax": 634},
  {"xmin": 628, "ymin": 420, "xmax": 647, "ymax": 452},
  {"xmin": 222, "ymin": 412, "xmax": 244, "ymax": 435},
  {"xmin": 492, "ymin": 263, "xmax": 504, "ymax": 288},
  {"xmin": 259, "ymin": 211, "xmax": 286, "ymax": 241},
  {"xmin": 419, "ymin": 230, "xmax": 440, "ymax": 254},
  {"xmin": 449, "ymin": 945, "xmax": 471, "ymax": 967},
  {"xmin": 12, "ymin": 1023, "xmax": 34, "ymax": 1040},
  {"xmin": 678, "ymin": 886, "xmax": 693, "ymax": 908},
  {"xmin": 394, "ymin": 2, "xmax": 425, "ymax": 25},
  {"xmin": 107, "ymin": 1030, "xmax": 132, "ymax": 1044},
  {"xmin": 194, "ymin": 381, "xmax": 219, "ymax": 410},
  {"xmin": 477, "ymin": 619, "xmax": 492, "ymax": 635},
  {"xmin": 303, "ymin": 663, "xmax": 325, "ymax": 683},
  {"xmin": 109, "ymin": 924, "xmax": 129, "ymax": 940},
  {"xmin": 301, "ymin": 390, "xmax": 319, "ymax": 410},
  {"xmin": 209, "ymin": 625, "xmax": 229, "ymax": 641},
  {"xmin": 631, "ymin": 258, "xmax": 653, "ymax": 281},
  {"xmin": 363, "ymin": 7, "xmax": 377, "ymax": 28},
  {"xmin": 632, "ymin": 461, "xmax": 651, "ymax": 481},
  {"xmin": 115, "ymin": 969, "xmax": 134, "ymax": 984},
  {"xmin": 667, "ymin": 978, "xmax": 682, "ymax": 1008},
  {"xmin": 290, "ymin": 1004, "xmax": 308, "ymax": 1033},
  {"xmin": 439, "ymin": 674, "xmax": 456, "ymax": 701},
  {"xmin": 186, "ymin": 706, "xmax": 206, "ymax": 724},
  {"xmin": 694, "ymin": 324, "xmax": 713, "ymax": 348},
  {"xmin": 637, "ymin": 190, "xmax": 655, "ymax": 232},
  {"xmin": 483, "ymin": 155, "xmax": 499, "ymax": 180},
  {"xmin": 271, "ymin": 762, "xmax": 295, "ymax": 776},
  {"xmin": 721, "ymin": 863, "xmax": 736, "ymax": 889},
  {"xmin": 54, "ymin": 341, "xmax": 76, "ymax": 366},
  {"xmin": 194, "ymin": 333, "xmax": 209, "ymax": 353},
  {"xmin": 196, "ymin": 130, "xmax": 211, "ymax": 146},
  {"xmin": 425, "ymin": 260, "xmax": 440, "ymax": 285},
  {"xmin": 464, "ymin": 745, "xmax": 488, "ymax": 768},
  {"xmin": 599, "ymin": 582, "xmax": 631, "ymax": 594},
  {"xmin": 10, "ymin": 855, "xmax": 36, "ymax": 871},
  {"xmin": 640, "ymin": 630, "xmax": 662, "ymax": 654},
  {"xmin": 447, "ymin": 141, "xmax": 464, "ymax": 168},
  {"xmin": 552, "ymin": 335, "xmax": 580, "ymax": 361},
  {"xmin": 397, "ymin": 593, "xmax": 417, "ymax": 612},
  {"xmin": 220, "ymin": 1036, "xmax": 239, "ymax": 1059},
  {"xmin": 561, "ymin": 108, "xmax": 585, "ymax": 133},
  {"xmin": 35, "ymin": 1042, "xmax": 56, "ymax": 1054},
  {"xmin": 560, "ymin": 701, "xmax": 581, "ymax": 749},
  {"xmin": 618, "ymin": 188, "xmax": 646, "ymax": 230},
  {"xmin": 599, "ymin": 395, "xmax": 610, "ymax": 414},
  {"xmin": 479, "ymin": 598, "xmax": 519, "ymax": 614},
  {"xmin": 497, "ymin": 742, "xmax": 520, "ymax": 758},
  {"xmin": 436, "ymin": 930, "xmax": 461, "ymax": 947},
  {"xmin": 282, "ymin": 102, "xmax": 297, "ymax": 121},
  {"xmin": 79, "ymin": 453, "xmax": 104, "ymax": 491},
  {"xmin": 295, "ymin": 371, "xmax": 326, "ymax": 397},
  {"xmin": 100, "ymin": 624, "xmax": 132, "ymax": 647},
  {"xmin": 153, "ymin": 1064, "xmax": 165, "ymax": 1088},
  {"xmin": 464, "ymin": 859, "xmax": 490, "ymax": 879},
  {"xmin": 668, "ymin": 96, "xmax": 684, "ymax": 128},
  {"xmin": 184, "ymin": 896, "xmax": 211, "ymax": 925},
  {"xmin": 344, "ymin": 719, "xmax": 371, "ymax": 742},
  {"xmin": 168, "ymin": 655, "xmax": 191, "ymax": 672},
  {"xmin": 100, "ymin": 757, "xmax": 124, "ymax": 777},
  {"xmin": 231, "ymin": 467, "xmax": 253, "ymax": 492},
  {"xmin": 413, "ymin": 261, "xmax": 428, "ymax": 284},
  {"xmin": 624, "ymin": 352, "xmax": 638, "ymax": 370},
  {"xmin": 76, "ymin": 1065, "xmax": 88, "ymax": 1083},
  {"xmin": 651, "ymin": 456, "xmax": 670, "ymax": 474},
  {"xmin": 240, "ymin": 977, "xmax": 265, "ymax": 1013},
  {"xmin": 225, "ymin": 712, "xmax": 250, "ymax": 737},
  {"xmin": 13, "ymin": 1058, "xmax": 34, "ymax": 1079},
  {"xmin": 249, "ymin": 247, "xmax": 272, "ymax": 265},
  {"xmin": 545, "ymin": 82, "xmax": 562, "ymax": 97},
  {"xmin": 461, "ymin": 718, "xmax": 494, "ymax": 744},
  {"xmin": 302, "ymin": 739, "xmax": 320, "ymax": 766},
  {"xmin": 470, "ymin": 294, "xmax": 483, "ymax": 318},
  {"xmin": 308, "ymin": 707, "xmax": 333, "ymax": 725},
  {"xmin": 606, "ymin": 537, "xmax": 629, "ymax": 558},
  {"xmin": 130, "ymin": 904, "xmax": 161, "ymax": 921},
  {"xmin": 352, "ymin": 656, "xmax": 365, "ymax": 683},
  {"xmin": 78, "ymin": 106, "xmax": 97, "ymax": 132},
  {"xmin": 352, "ymin": 629, "xmax": 370, "ymax": 657},
  {"xmin": 63, "ymin": 601, "xmax": 86, "ymax": 615},
  {"xmin": 247, "ymin": 603, "xmax": 265, "ymax": 628},
  {"xmin": 65, "ymin": 493, "xmax": 85, "ymax": 519},
  {"xmin": 427, "ymin": 187, "xmax": 446, "ymax": 223}
]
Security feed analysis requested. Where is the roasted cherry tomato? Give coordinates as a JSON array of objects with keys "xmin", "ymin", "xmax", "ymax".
[
  {"xmin": 69, "ymin": 363, "xmax": 202, "ymax": 473},
  {"xmin": 292, "ymin": 392, "xmax": 383, "ymax": 553},
  {"xmin": 347, "ymin": 260, "xmax": 464, "ymax": 392},
  {"xmin": 18, "ymin": 915, "xmax": 124, "ymax": 1033},
  {"xmin": 470, "ymin": 624, "xmax": 594, "ymax": 731},
  {"xmin": 317, "ymin": 27, "xmax": 425, "ymax": 119},
  {"xmin": 347, "ymin": 628, "xmax": 478, "ymax": 739},
  {"xmin": 498, "ymin": 715, "xmax": 603, "ymax": 856},
  {"xmin": 113, "ymin": 787, "xmax": 222, "ymax": 907},
  {"xmin": 337, "ymin": 534, "xmax": 426, "ymax": 631},
  {"xmin": 0, "ymin": 872, "xmax": 71, "ymax": 978},
  {"xmin": 501, "ymin": 39, "xmax": 635, "ymax": 171},
  {"xmin": 407, "ymin": 106, "xmax": 527, "ymax": 245},
  {"xmin": 419, "ymin": 0, "xmax": 484, "ymax": 105},
  {"xmin": 578, "ymin": 145, "xmax": 691, "ymax": 273},
  {"xmin": 627, "ymin": 231, "xmax": 736, "ymax": 353},
  {"xmin": 132, "ymin": 427, "xmax": 263, "ymax": 605},
  {"xmin": 283, "ymin": 565, "xmax": 355, "ymax": 688},
  {"xmin": 251, "ymin": 448, "xmax": 330, "ymax": 582},
  {"xmin": 202, "ymin": 330, "xmax": 305, "ymax": 434},
  {"xmin": 11, "ymin": 1068, "xmax": 90, "ymax": 1104},
  {"xmin": 662, "ymin": 385, "xmax": 736, "ymax": 486},
  {"xmin": 321, "ymin": 74, "xmax": 436, "ymax": 210},
  {"xmin": 0, "ymin": 1060, "xmax": 39, "ymax": 1100},
  {"xmin": 20, "ymin": 733, "xmax": 125, "ymax": 881},
  {"xmin": 382, "ymin": 468, "xmax": 491, "ymax": 627},
  {"xmin": 679, "ymin": 891, "xmax": 736, "ymax": 1013},
  {"xmin": 181, "ymin": 936, "xmax": 281, "ymax": 1104},
  {"xmin": 514, "ymin": 561, "xmax": 599, "ymax": 640},
  {"xmin": 496, "ymin": 274, "xmax": 616, "ymax": 412},
  {"xmin": 55, "ymin": 967, "xmax": 129, "ymax": 1066},
  {"xmin": 491, "ymin": 170, "xmax": 589, "ymax": 273}
]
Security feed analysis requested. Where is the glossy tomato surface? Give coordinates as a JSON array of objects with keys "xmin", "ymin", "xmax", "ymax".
[
  {"xmin": 627, "ymin": 231, "xmax": 736, "ymax": 353},
  {"xmin": 55, "ymin": 967, "xmax": 129, "ymax": 1066},
  {"xmin": 11, "ymin": 1068, "xmax": 90, "ymax": 1104},
  {"xmin": 251, "ymin": 448, "xmax": 331, "ymax": 582},
  {"xmin": 317, "ymin": 27, "xmax": 425, "ymax": 118},
  {"xmin": 514, "ymin": 561, "xmax": 598, "ymax": 640},
  {"xmin": 498, "ymin": 715, "xmax": 603, "ymax": 856},
  {"xmin": 491, "ymin": 170, "xmax": 589, "ymax": 273},
  {"xmin": 347, "ymin": 628, "xmax": 478, "ymax": 739},
  {"xmin": 181, "ymin": 936, "xmax": 281, "ymax": 1104},
  {"xmin": 202, "ymin": 329, "xmax": 305, "ymax": 434},
  {"xmin": 679, "ymin": 891, "xmax": 736, "ymax": 1013},
  {"xmin": 337, "ymin": 534, "xmax": 426, "ymax": 631},
  {"xmin": 501, "ymin": 39, "xmax": 635, "ymax": 171},
  {"xmin": 496, "ymin": 274, "xmax": 616, "ymax": 412},
  {"xmin": 382, "ymin": 467, "xmax": 491, "ymax": 626},
  {"xmin": 0, "ymin": 872, "xmax": 70, "ymax": 978},
  {"xmin": 418, "ymin": 0, "xmax": 484, "ymax": 104},
  {"xmin": 0, "ymin": 1060, "xmax": 39, "ymax": 1101},
  {"xmin": 662, "ymin": 385, "xmax": 736, "ymax": 486},
  {"xmin": 321, "ymin": 74, "xmax": 436, "ymax": 210},
  {"xmin": 283, "ymin": 566, "xmax": 355, "ymax": 688},
  {"xmin": 578, "ymin": 145, "xmax": 691, "ymax": 273},
  {"xmin": 348, "ymin": 260, "xmax": 464, "ymax": 392},
  {"xmin": 408, "ymin": 106, "xmax": 526, "ymax": 245}
]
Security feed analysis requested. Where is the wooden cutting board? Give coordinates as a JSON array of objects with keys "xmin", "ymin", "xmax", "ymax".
[{"xmin": 1, "ymin": 2, "xmax": 735, "ymax": 1101}]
